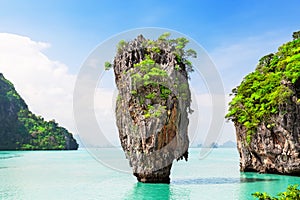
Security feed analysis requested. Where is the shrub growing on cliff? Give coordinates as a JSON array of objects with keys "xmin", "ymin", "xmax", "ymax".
[
  {"xmin": 104, "ymin": 33, "xmax": 197, "ymax": 118},
  {"xmin": 252, "ymin": 184, "xmax": 300, "ymax": 200},
  {"xmin": 17, "ymin": 109, "xmax": 76, "ymax": 150},
  {"xmin": 226, "ymin": 31, "xmax": 300, "ymax": 143},
  {"xmin": 105, "ymin": 32, "xmax": 197, "ymax": 76},
  {"xmin": 104, "ymin": 61, "xmax": 112, "ymax": 70},
  {"xmin": 0, "ymin": 73, "xmax": 78, "ymax": 150}
]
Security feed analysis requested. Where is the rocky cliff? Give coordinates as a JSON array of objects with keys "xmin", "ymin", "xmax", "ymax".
[
  {"xmin": 226, "ymin": 31, "xmax": 300, "ymax": 175},
  {"xmin": 0, "ymin": 73, "xmax": 78, "ymax": 150},
  {"xmin": 108, "ymin": 33, "xmax": 195, "ymax": 183}
]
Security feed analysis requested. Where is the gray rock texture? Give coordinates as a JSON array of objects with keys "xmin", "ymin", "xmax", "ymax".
[
  {"xmin": 113, "ymin": 35, "xmax": 191, "ymax": 183},
  {"xmin": 236, "ymin": 80, "xmax": 300, "ymax": 175}
]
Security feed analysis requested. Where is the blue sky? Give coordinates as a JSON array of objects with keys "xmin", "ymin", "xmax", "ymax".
[
  {"xmin": 0, "ymin": 0, "xmax": 299, "ymax": 145},
  {"xmin": 1, "ymin": 0, "xmax": 299, "ymax": 72}
]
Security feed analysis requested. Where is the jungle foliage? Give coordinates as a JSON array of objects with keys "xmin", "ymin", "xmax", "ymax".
[
  {"xmin": 226, "ymin": 31, "xmax": 300, "ymax": 143},
  {"xmin": 0, "ymin": 73, "xmax": 77, "ymax": 150},
  {"xmin": 252, "ymin": 184, "xmax": 300, "ymax": 200}
]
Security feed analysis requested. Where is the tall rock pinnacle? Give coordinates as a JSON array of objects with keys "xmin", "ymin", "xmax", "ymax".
[{"xmin": 107, "ymin": 33, "xmax": 196, "ymax": 183}]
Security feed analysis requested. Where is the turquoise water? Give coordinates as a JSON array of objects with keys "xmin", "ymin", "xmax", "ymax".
[{"xmin": 0, "ymin": 148, "xmax": 299, "ymax": 200}]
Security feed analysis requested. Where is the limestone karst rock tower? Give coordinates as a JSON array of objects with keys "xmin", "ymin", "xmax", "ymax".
[
  {"xmin": 226, "ymin": 31, "xmax": 300, "ymax": 175},
  {"xmin": 108, "ymin": 33, "xmax": 195, "ymax": 183}
]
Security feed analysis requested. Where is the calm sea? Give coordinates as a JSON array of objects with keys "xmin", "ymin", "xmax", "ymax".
[{"xmin": 0, "ymin": 148, "xmax": 299, "ymax": 200}]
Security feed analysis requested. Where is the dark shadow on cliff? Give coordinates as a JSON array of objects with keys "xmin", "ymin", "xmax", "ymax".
[{"xmin": 172, "ymin": 177, "xmax": 278, "ymax": 185}]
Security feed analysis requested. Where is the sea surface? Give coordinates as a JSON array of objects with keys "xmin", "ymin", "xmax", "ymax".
[{"xmin": 0, "ymin": 148, "xmax": 299, "ymax": 200}]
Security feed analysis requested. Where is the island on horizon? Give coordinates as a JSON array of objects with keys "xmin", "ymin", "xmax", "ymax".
[{"xmin": 0, "ymin": 73, "xmax": 78, "ymax": 150}]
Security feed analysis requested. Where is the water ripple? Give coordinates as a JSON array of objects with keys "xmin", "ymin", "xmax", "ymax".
[
  {"xmin": 172, "ymin": 177, "xmax": 278, "ymax": 185},
  {"xmin": 0, "ymin": 153, "xmax": 22, "ymax": 160}
]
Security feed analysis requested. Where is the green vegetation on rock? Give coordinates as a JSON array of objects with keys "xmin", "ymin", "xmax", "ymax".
[
  {"xmin": 105, "ymin": 32, "xmax": 197, "ymax": 77},
  {"xmin": 131, "ymin": 55, "xmax": 168, "ymax": 87},
  {"xmin": 0, "ymin": 73, "xmax": 78, "ymax": 150},
  {"xmin": 105, "ymin": 33, "xmax": 197, "ymax": 118},
  {"xmin": 252, "ymin": 184, "xmax": 300, "ymax": 200},
  {"xmin": 104, "ymin": 61, "xmax": 112, "ymax": 70},
  {"xmin": 226, "ymin": 31, "xmax": 300, "ymax": 143}
]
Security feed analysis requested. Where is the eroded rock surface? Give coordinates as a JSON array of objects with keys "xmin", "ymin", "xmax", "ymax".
[
  {"xmin": 228, "ymin": 32, "xmax": 300, "ymax": 176},
  {"xmin": 112, "ymin": 35, "xmax": 191, "ymax": 183},
  {"xmin": 236, "ymin": 85, "xmax": 300, "ymax": 175}
]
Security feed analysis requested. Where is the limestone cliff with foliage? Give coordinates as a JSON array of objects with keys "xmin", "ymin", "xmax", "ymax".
[
  {"xmin": 226, "ymin": 31, "xmax": 300, "ymax": 175},
  {"xmin": 0, "ymin": 73, "xmax": 78, "ymax": 150},
  {"xmin": 106, "ymin": 33, "xmax": 195, "ymax": 183}
]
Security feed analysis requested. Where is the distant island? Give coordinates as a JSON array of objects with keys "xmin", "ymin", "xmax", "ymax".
[
  {"xmin": 219, "ymin": 140, "xmax": 237, "ymax": 148},
  {"xmin": 0, "ymin": 73, "xmax": 78, "ymax": 150},
  {"xmin": 191, "ymin": 140, "xmax": 237, "ymax": 148}
]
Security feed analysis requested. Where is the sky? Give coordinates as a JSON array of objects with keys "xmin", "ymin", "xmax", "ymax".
[{"xmin": 0, "ymin": 0, "xmax": 299, "ymax": 146}]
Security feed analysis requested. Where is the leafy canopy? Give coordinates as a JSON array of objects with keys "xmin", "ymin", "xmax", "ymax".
[
  {"xmin": 0, "ymin": 74, "xmax": 77, "ymax": 150},
  {"xmin": 105, "ymin": 33, "xmax": 197, "ymax": 118},
  {"xmin": 252, "ymin": 184, "xmax": 300, "ymax": 200},
  {"xmin": 226, "ymin": 31, "xmax": 300, "ymax": 143},
  {"xmin": 18, "ymin": 109, "xmax": 73, "ymax": 150},
  {"xmin": 105, "ymin": 32, "xmax": 197, "ymax": 76}
]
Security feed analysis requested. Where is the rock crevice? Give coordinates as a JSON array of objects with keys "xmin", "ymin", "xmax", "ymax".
[
  {"xmin": 236, "ymin": 94, "xmax": 300, "ymax": 175},
  {"xmin": 112, "ymin": 35, "xmax": 191, "ymax": 183},
  {"xmin": 229, "ymin": 32, "xmax": 300, "ymax": 175}
]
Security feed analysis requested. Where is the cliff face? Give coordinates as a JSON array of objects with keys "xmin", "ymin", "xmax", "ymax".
[
  {"xmin": 0, "ymin": 73, "xmax": 78, "ymax": 150},
  {"xmin": 112, "ymin": 34, "xmax": 193, "ymax": 183},
  {"xmin": 227, "ymin": 31, "xmax": 300, "ymax": 175},
  {"xmin": 236, "ymin": 88, "xmax": 300, "ymax": 175}
]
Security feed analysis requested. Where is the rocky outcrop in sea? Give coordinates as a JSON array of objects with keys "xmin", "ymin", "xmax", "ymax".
[
  {"xmin": 110, "ymin": 34, "xmax": 194, "ymax": 183},
  {"xmin": 227, "ymin": 31, "xmax": 300, "ymax": 175}
]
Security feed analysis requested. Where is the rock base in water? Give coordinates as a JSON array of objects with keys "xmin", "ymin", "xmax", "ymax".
[
  {"xmin": 111, "ymin": 34, "xmax": 193, "ymax": 183},
  {"xmin": 134, "ymin": 165, "xmax": 172, "ymax": 183},
  {"xmin": 236, "ymin": 96, "xmax": 300, "ymax": 176},
  {"xmin": 228, "ymin": 32, "xmax": 300, "ymax": 176}
]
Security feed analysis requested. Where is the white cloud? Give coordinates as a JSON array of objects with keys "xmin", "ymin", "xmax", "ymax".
[
  {"xmin": 205, "ymin": 32, "xmax": 292, "ymax": 144},
  {"xmin": 92, "ymin": 86, "xmax": 236, "ymax": 146},
  {"xmin": 0, "ymin": 33, "xmax": 122, "ymax": 146},
  {"xmin": 209, "ymin": 32, "xmax": 290, "ymax": 92},
  {"xmin": 94, "ymin": 88, "xmax": 119, "ymax": 144},
  {"xmin": 1, "ymin": 32, "xmax": 287, "ymax": 146},
  {"xmin": 0, "ymin": 33, "xmax": 76, "ymax": 132},
  {"xmin": 189, "ymin": 92, "xmax": 235, "ymax": 145}
]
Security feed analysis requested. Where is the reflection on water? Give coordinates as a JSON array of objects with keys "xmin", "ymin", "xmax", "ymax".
[
  {"xmin": 172, "ymin": 177, "xmax": 278, "ymax": 185},
  {"xmin": 0, "ymin": 167, "xmax": 8, "ymax": 169},
  {"xmin": 0, "ymin": 149, "xmax": 299, "ymax": 199},
  {"xmin": 240, "ymin": 177, "xmax": 278, "ymax": 183},
  {"xmin": 125, "ymin": 183, "xmax": 171, "ymax": 200},
  {"xmin": 124, "ymin": 182, "xmax": 191, "ymax": 200},
  {"xmin": 173, "ymin": 177, "xmax": 240, "ymax": 185},
  {"xmin": 0, "ymin": 152, "xmax": 22, "ymax": 160},
  {"xmin": 239, "ymin": 172, "xmax": 300, "ymax": 200}
]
